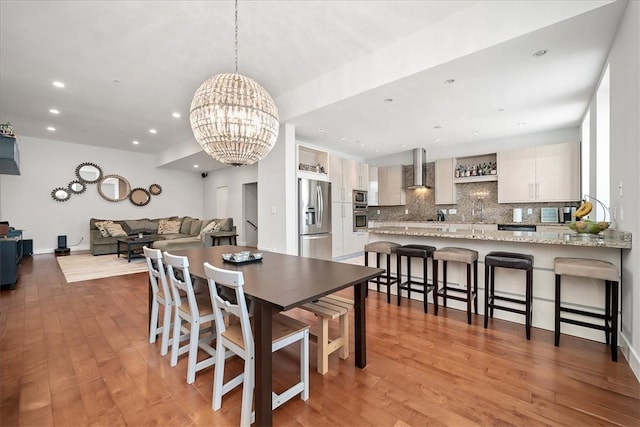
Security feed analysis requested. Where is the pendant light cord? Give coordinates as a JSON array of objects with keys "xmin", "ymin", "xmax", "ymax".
[{"xmin": 234, "ymin": 0, "xmax": 238, "ymax": 74}]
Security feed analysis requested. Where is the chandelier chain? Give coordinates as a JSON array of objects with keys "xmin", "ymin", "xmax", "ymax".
[{"xmin": 234, "ymin": 0, "xmax": 238, "ymax": 74}]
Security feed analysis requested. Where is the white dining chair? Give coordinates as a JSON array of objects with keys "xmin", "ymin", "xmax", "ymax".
[
  {"xmin": 164, "ymin": 252, "xmax": 217, "ymax": 384},
  {"xmin": 144, "ymin": 246, "xmax": 173, "ymax": 356},
  {"xmin": 203, "ymin": 262, "xmax": 309, "ymax": 427}
]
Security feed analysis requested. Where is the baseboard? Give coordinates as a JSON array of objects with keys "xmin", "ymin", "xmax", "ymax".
[{"xmin": 619, "ymin": 331, "xmax": 640, "ymax": 382}]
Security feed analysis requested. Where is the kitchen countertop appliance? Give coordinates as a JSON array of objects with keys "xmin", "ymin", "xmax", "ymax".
[{"xmin": 299, "ymin": 178, "xmax": 332, "ymax": 260}]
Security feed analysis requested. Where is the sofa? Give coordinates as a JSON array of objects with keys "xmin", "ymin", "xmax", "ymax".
[{"xmin": 89, "ymin": 216, "xmax": 235, "ymax": 255}]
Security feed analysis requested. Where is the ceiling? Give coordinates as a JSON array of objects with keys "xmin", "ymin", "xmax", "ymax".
[{"xmin": 0, "ymin": 1, "xmax": 627, "ymax": 172}]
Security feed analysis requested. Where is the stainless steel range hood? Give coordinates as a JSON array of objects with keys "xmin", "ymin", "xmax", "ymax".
[{"xmin": 406, "ymin": 148, "xmax": 428, "ymax": 188}]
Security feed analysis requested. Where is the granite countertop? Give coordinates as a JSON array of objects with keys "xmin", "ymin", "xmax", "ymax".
[{"xmin": 368, "ymin": 226, "xmax": 632, "ymax": 249}]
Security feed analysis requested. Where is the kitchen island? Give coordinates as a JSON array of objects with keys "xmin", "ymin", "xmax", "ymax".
[{"xmin": 367, "ymin": 224, "xmax": 631, "ymax": 343}]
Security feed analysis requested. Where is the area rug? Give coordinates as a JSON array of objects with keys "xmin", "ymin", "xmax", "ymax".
[{"xmin": 57, "ymin": 253, "xmax": 147, "ymax": 283}]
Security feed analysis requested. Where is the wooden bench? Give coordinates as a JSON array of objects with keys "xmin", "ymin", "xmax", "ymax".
[{"xmin": 300, "ymin": 295, "xmax": 354, "ymax": 375}]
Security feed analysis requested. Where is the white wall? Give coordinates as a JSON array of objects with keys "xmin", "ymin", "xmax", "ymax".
[
  {"xmin": 0, "ymin": 136, "xmax": 203, "ymax": 254},
  {"xmin": 201, "ymin": 163, "xmax": 258, "ymax": 246},
  {"xmin": 607, "ymin": 0, "xmax": 639, "ymax": 378},
  {"xmin": 255, "ymin": 123, "xmax": 297, "ymax": 255}
]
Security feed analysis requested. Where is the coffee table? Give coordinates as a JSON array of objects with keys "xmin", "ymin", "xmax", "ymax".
[{"xmin": 117, "ymin": 237, "xmax": 155, "ymax": 262}]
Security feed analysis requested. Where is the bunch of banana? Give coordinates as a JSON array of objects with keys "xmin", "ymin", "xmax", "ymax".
[{"xmin": 574, "ymin": 199, "xmax": 593, "ymax": 219}]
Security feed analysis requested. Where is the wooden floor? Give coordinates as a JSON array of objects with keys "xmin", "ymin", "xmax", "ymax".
[{"xmin": 1, "ymin": 254, "xmax": 638, "ymax": 426}]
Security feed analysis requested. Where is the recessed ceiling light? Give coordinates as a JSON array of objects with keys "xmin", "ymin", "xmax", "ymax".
[
  {"xmin": 434, "ymin": 138, "xmax": 441, "ymax": 142},
  {"xmin": 434, "ymin": 125, "xmax": 442, "ymax": 129},
  {"xmin": 172, "ymin": 112, "xmax": 181, "ymax": 118},
  {"xmin": 533, "ymin": 50, "xmax": 548, "ymax": 57},
  {"xmin": 383, "ymin": 98, "xmax": 393, "ymax": 103},
  {"xmin": 52, "ymin": 81, "xmax": 65, "ymax": 88},
  {"xmin": 340, "ymin": 136, "xmax": 346, "ymax": 141},
  {"xmin": 444, "ymin": 79, "xmax": 455, "ymax": 84},
  {"xmin": 375, "ymin": 149, "xmax": 380, "ymax": 153},
  {"xmin": 472, "ymin": 130, "xmax": 479, "ymax": 134},
  {"xmin": 193, "ymin": 164, "xmax": 199, "ymax": 168},
  {"xmin": 518, "ymin": 122, "xmax": 527, "ymax": 126},
  {"xmin": 400, "ymin": 144, "xmax": 406, "ymax": 148},
  {"xmin": 318, "ymin": 128, "xmax": 324, "ymax": 132},
  {"xmin": 149, "ymin": 129, "xmax": 157, "ymax": 134},
  {"xmin": 359, "ymin": 143, "xmax": 365, "ymax": 147},
  {"xmin": 49, "ymin": 109, "xmax": 60, "ymax": 114},
  {"xmin": 46, "ymin": 126, "xmax": 56, "ymax": 131},
  {"xmin": 132, "ymin": 140, "xmax": 140, "ymax": 145},
  {"xmin": 498, "ymin": 108, "xmax": 505, "ymax": 112}
]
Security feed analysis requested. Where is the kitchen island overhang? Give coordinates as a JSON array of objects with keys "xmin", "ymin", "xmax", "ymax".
[{"xmin": 367, "ymin": 226, "xmax": 631, "ymax": 346}]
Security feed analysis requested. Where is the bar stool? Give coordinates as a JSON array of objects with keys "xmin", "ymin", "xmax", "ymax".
[
  {"xmin": 554, "ymin": 257, "xmax": 619, "ymax": 362},
  {"xmin": 396, "ymin": 244, "xmax": 436, "ymax": 313},
  {"xmin": 364, "ymin": 241, "xmax": 401, "ymax": 304},
  {"xmin": 433, "ymin": 247, "xmax": 478, "ymax": 324},
  {"xmin": 484, "ymin": 251, "xmax": 534, "ymax": 339}
]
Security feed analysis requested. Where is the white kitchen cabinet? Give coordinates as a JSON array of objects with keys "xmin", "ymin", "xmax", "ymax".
[
  {"xmin": 368, "ymin": 166, "xmax": 379, "ymax": 206},
  {"xmin": 376, "ymin": 165, "xmax": 406, "ymax": 206},
  {"xmin": 435, "ymin": 158, "xmax": 456, "ymax": 205},
  {"xmin": 331, "ymin": 202, "xmax": 367, "ymax": 257},
  {"xmin": 498, "ymin": 141, "xmax": 580, "ymax": 203},
  {"xmin": 330, "ymin": 155, "xmax": 368, "ymax": 202}
]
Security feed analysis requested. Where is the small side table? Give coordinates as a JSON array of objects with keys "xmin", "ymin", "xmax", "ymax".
[
  {"xmin": 117, "ymin": 237, "xmax": 156, "ymax": 262},
  {"xmin": 210, "ymin": 232, "xmax": 238, "ymax": 246}
]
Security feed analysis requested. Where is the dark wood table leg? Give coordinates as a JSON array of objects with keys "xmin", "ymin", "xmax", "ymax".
[
  {"xmin": 254, "ymin": 301, "xmax": 273, "ymax": 426},
  {"xmin": 354, "ymin": 280, "xmax": 367, "ymax": 368}
]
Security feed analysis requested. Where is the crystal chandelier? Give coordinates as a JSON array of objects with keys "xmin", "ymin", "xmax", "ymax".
[{"xmin": 190, "ymin": 0, "xmax": 279, "ymax": 167}]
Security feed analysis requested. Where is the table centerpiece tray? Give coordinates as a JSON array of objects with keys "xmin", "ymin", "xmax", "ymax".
[{"xmin": 222, "ymin": 254, "xmax": 263, "ymax": 264}]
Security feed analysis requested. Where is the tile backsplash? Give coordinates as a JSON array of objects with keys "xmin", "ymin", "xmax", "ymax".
[{"xmin": 368, "ymin": 163, "xmax": 580, "ymax": 224}]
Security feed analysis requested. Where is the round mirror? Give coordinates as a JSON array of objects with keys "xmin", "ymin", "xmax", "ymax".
[
  {"xmin": 51, "ymin": 187, "xmax": 71, "ymax": 202},
  {"xmin": 98, "ymin": 174, "xmax": 131, "ymax": 202},
  {"xmin": 75, "ymin": 162, "xmax": 103, "ymax": 183},
  {"xmin": 149, "ymin": 183, "xmax": 162, "ymax": 196},
  {"xmin": 129, "ymin": 187, "xmax": 151, "ymax": 206},
  {"xmin": 68, "ymin": 180, "xmax": 87, "ymax": 194}
]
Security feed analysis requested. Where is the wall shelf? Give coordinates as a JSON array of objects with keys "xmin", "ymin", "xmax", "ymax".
[{"xmin": 453, "ymin": 175, "xmax": 498, "ymax": 184}]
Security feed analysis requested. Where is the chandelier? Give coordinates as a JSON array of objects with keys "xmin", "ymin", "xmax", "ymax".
[{"xmin": 190, "ymin": 0, "xmax": 279, "ymax": 167}]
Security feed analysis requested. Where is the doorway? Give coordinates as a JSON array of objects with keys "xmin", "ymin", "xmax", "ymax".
[{"xmin": 243, "ymin": 182, "xmax": 258, "ymax": 247}]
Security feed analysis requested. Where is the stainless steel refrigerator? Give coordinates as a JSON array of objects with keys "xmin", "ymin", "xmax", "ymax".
[{"xmin": 298, "ymin": 178, "xmax": 332, "ymax": 260}]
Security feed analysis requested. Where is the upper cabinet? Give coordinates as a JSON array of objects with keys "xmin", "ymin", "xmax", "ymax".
[
  {"xmin": 297, "ymin": 144, "xmax": 329, "ymax": 181},
  {"xmin": 330, "ymin": 155, "xmax": 368, "ymax": 203},
  {"xmin": 368, "ymin": 166, "xmax": 379, "ymax": 206},
  {"xmin": 498, "ymin": 141, "xmax": 580, "ymax": 203},
  {"xmin": 435, "ymin": 158, "xmax": 456, "ymax": 205},
  {"xmin": 376, "ymin": 165, "xmax": 406, "ymax": 206}
]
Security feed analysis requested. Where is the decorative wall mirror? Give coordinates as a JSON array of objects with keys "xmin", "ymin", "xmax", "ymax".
[
  {"xmin": 51, "ymin": 187, "xmax": 71, "ymax": 202},
  {"xmin": 68, "ymin": 180, "xmax": 87, "ymax": 194},
  {"xmin": 149, "ymin": 183, "xmax": 162, "ymax": 196},
  {"xmin": 75, "ymin": 162, "xmax": 103, "ymax": 183},
  {"xmin": 129, "ymin": 187, "xmax": 151, "ymax": 206},
  {"xmin": 98, "ymin": 174, "xmax": 131, "ymax": 202}
]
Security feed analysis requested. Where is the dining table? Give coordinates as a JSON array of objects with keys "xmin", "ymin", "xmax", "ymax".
[{"xmin": 172, "ymin": 245, "xmax": 384, "ymax": 426}]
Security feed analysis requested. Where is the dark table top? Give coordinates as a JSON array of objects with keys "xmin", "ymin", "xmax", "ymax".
[{"xmin": 173, "ymin": 245, "xmax": 384, "ymax": 311}]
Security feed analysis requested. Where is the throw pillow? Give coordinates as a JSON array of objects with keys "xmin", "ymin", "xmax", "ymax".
[
  {"xmin": 95, "ymin": 220, "xmax": 114, "ymax": 237},
  {"xmin": 180, "ymin": 217, "xmax": 193, "ymax": 234},
  {"xmin": 158, "ymin": 219, "xmax": 181, "ymax": 235},
  {"xmin": 198, "ymin": 219, "xmax": 219, "ymax": 237},
  {"xmin": 104, "ymin": 222, "xmax": 128, "ymax": 237}
]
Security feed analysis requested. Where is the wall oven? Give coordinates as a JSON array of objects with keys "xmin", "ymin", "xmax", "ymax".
[
  {"xmin": 353, "ymin": 190, "xmax": 367, "ymax": 205},
  {"xmin": 353, "ymin": 207, "xmax": 368, "ymax": 231}
]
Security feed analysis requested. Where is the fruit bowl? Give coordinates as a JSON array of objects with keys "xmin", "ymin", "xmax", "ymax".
[{"xmin": 568, "ymin": 219, "xmax": 610, "ymax": 234}]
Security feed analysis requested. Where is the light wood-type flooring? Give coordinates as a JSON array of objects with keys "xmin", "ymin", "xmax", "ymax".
[{"xmin": 1, "ymin": 254, "xmax": 639, "ymax": 426}]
